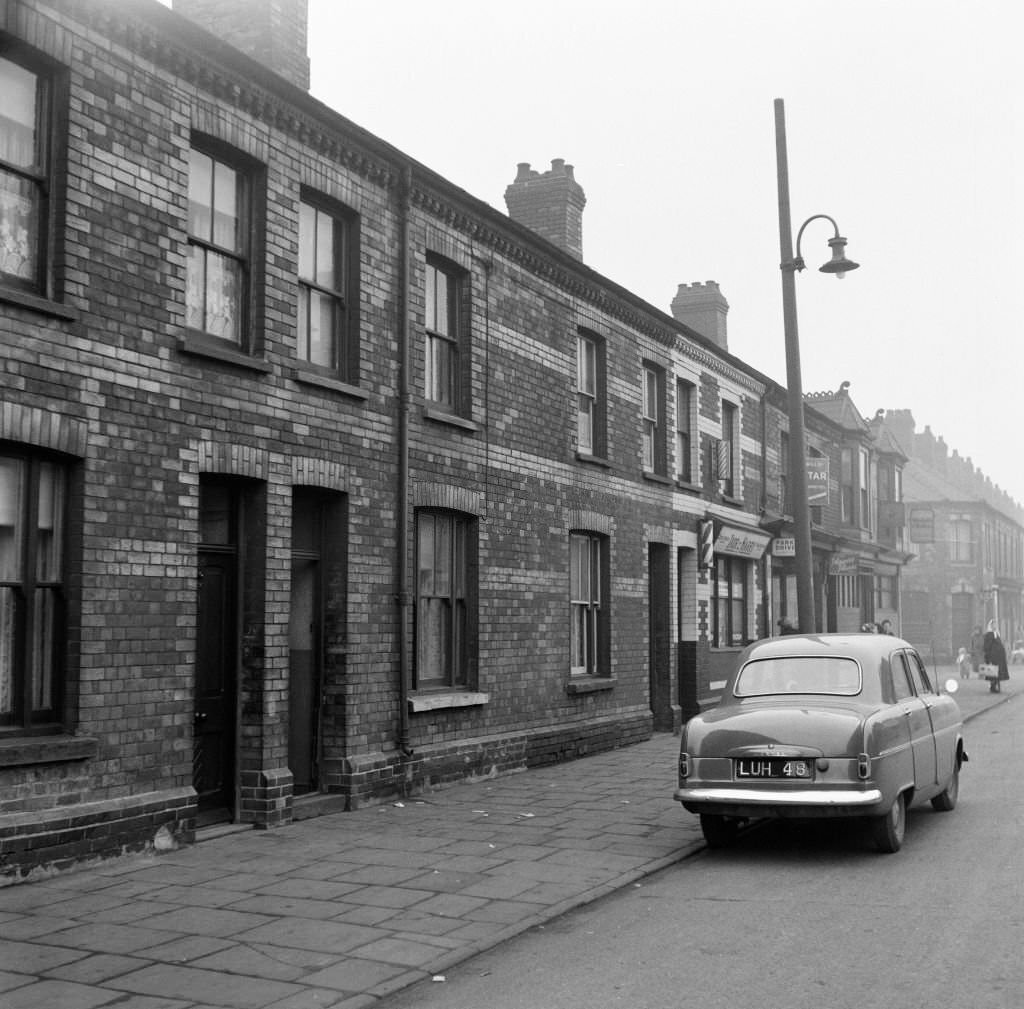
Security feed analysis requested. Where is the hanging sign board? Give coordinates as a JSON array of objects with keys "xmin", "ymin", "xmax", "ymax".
[
  {"xmin": 772, "ymin": 537, "xmax": 797, "ymax": 557},
  {"xmin": 806, "ymin": 456, "xmax": 830, "ymax": 504}
]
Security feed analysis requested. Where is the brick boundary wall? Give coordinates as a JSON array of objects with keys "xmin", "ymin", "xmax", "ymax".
[
  {"xmin": 336, "ymin": 713, "xmax": 654, "ymax": 808},
  {"xmin": 0, "ymin": 787, "xmax": 196, "ymax": 884}
]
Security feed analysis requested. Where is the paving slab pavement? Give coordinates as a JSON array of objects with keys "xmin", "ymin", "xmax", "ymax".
[{"xmin": 0, "ymin": 667, "xmax": 1014, "ymax": 1009}]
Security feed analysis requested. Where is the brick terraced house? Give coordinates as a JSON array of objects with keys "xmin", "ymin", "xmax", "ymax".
[{"xmin": 0, "ymin": 0, "xmax": 911, "ymax": 878}]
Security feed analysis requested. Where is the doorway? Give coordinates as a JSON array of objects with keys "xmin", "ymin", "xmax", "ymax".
[
  {"xmin": 648, "ymin": 543, "xmax": 673, "ymax": 731},
  {"xmin": 194, "ymin": 480, "xmax": 240, "ymax": 825},
  {"xmin": 289, "ymin": 490, "xmax": 324, "ymax": 795}
]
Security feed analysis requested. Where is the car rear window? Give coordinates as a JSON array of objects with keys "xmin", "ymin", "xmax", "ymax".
[{"xmin": 734, "ymin": 656, "xmax": 862, "ymax": 697}]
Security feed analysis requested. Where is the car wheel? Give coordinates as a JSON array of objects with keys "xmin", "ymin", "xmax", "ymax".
[
  {"xmin": 931, "ymin": 761, "xmax": 960, "ymax": 812},
  {"xmin": 871, "ymin": 792, "xmax": 906, "ymax": 853},
  {"xmin": 700, "ymin": 814, "xmax": 740, "ymax": 848}
]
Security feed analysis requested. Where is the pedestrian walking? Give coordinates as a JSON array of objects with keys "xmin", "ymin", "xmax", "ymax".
[
  {"xmin": 956, "ymin": 646, "xmax": 972, "ymax": 679},
  {"xmin": 969, "ymin": 624, "xmax": 985, "ymax": 674},
  {"xmin": 983, "ymin": 618, "xmax": 1010, "ymax": 693}
]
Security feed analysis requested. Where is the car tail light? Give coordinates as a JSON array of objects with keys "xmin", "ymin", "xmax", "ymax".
[
  {"xmin": 679, "ymin": 752, "xmax": 690, "ymax": 780},
  {"xmin": 857, "ymin": 752, "xmax": 871, "ymax": 779}
]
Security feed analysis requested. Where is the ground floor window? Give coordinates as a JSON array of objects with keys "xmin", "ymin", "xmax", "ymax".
[
  {"xmin": 571, "ymin": 531, "xmax": 607, "ymax": 675},
  {"xmin": 0, "ymin": 449, "xmax": 67, "ymax": 729},
  {"xmin": 712, "ymin": 556, "xmax": 748, "ymax": 647},
  {"xmin": 835, "ymin": 574, "xmax": 860, "ymax": 609},
  {"xmin": 875, "ymin": 574, "xmax": 896, "ymax": 611},
  {"xmin": 415, "ymin": 509, "xmax": 474, "ymax": 689}
]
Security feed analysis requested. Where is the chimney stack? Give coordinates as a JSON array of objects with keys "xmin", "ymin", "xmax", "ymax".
[
  {"xmin": 174, "ymin": 0, "xmax": 311, "ymax": 91},
  {"xmin": 504, "ymin": 159, "xmax": 586, "ymax": 261},
  {"xmin": 671, "ymin": 281, "xmax": 729, "ymax": 351}
]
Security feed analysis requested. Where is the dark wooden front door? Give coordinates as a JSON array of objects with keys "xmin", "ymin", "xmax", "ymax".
[
  {"xmin": 649, "ymin": 543, "xmax": 672, "ymax": 731},
  {"xmin": 194, "ymin": 548, "xmax": 237, "ymax": 822}
]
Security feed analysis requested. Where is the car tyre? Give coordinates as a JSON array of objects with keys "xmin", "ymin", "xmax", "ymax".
[
  {"xmin": 700, "ymin": 814, "xmax": 740, "ymax": 848},
  {"xmin": 931, "ymin": 761, "xmax": 960, "ymax": 812},
  {"xmin": 871, "ymin": 792, "xmax": 906, "ymax": 853}
]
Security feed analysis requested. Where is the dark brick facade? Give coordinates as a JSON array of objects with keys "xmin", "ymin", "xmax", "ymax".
[{"xmin": 0, "ymin": 0, "xmax": 914, "ymax": 881}]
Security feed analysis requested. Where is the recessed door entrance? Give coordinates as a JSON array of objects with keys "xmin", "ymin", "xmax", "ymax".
[{"xmin": 194, "ymin": 481, "xmax": 240, "ymax": 825}]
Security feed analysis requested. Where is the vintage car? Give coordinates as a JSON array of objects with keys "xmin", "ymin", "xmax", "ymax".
[{"xmin": 674, "ymin": 633, "xmax": 966, "ymax": 853}]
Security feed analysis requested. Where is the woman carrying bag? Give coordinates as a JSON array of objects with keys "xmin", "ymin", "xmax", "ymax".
[{"xmin": 983, "ymin": 619, "xmax": 1010, "ymax": 693}]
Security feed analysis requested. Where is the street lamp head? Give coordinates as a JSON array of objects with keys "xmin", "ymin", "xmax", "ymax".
[{"xmin": 818, "ymin": 235, "xmax": 859, "ymax": 279}]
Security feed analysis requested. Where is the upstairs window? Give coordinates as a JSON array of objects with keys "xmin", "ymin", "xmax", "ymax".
[
  {"xmin": 675, "ymin": 379, "xmax": 694, "ymax": 483},
  {"xmin": 298, "ymin": 196, "xmax": 355, "ymax": 378},
  {"xmin": 840, "ymin": 447, "xmax": 855, "ymax": 525},
  {"xmin": 719, "ymin": 400, "xmax": 738, "ymax": 497},
  {"xmin": 425, "ymin": 256, "xmax": 463, "ymax": 411},
  {"xmin": 187, "ymin": 143, "xmax": 249, "ymax": 345},
  {"xmin": 950, "ymin": 518, "xmax": 973, "ymax": 563},
  {"xmin": 642, "ymin": 363, "xmax": 667, "ymax": 476},
  {"xmin": 859, "ymin": 447, "xmax": 870, "ymax": 527},
  {"xmin": 0, "ymin": 52, "xmax": 49, "ymax": 294},
  {"xmin": 577, "ymin": 330, "xmax": 606, "ymax": 458},
  {"xmin": 1, "ymin": 450, "xmax": 67, "ymax": 730}
]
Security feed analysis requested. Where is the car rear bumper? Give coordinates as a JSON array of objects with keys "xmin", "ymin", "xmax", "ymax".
[{"xmin": 674, "ymin": 785, "xmax": 884, "ymax": 818}]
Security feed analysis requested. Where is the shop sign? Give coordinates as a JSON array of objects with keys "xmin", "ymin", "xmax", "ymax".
[
  {"xmin": 807, "ymin": 456, "xmax": 829, "ymax": 504},
  {"xmin": 772, "ymin": 537, "xmax": 796, "ymax": 557},
  {"xmin": 714, "ymin": 525, "xmax": 771, "ymax": 559},
  {"xmin": 828, "ymin": 553, "xmax": 859, "ymax": 575}
]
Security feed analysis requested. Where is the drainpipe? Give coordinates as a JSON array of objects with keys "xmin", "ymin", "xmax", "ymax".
[{"xmin": 397, "ymin": 163, "xmax": 414, "ymax": 759}]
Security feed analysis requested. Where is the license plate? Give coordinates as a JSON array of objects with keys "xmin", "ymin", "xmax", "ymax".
[{"xmin": 735, "ymin": 757, "xmax": 813, "ymax": 779}]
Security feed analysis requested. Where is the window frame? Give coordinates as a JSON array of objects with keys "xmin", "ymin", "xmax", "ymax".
[
  {"xmin": 0, "ymin": 43, "xmax": 58, "ymax": 300},
  {"xmin": 642, "ymin": 362, "xmax": 667, "ymax": 476},
  {"xmin": 0, "ymin": 446, "xmax": 68, "ymax": 733},
  {"xmin": 950, "ymin": 517, "xmax": 973, "ymax": 563},
  {"xmin": 186, "ymin": 137, "xmax": 254, "ymax": 349},
  {"xmin": 719, "ymin": 400, "xmax": 739, "ymax": 498},
  {"xmin": 675, "ymin": 378, "xmax": 695, "ymax": 484},
  {"xmin": 297, "ymin": 191, "xmax": 358, "ymax": 381},
  {"xmin": 414, "ymin": 509, "xmax": 476, "ymax": 691},
  {"xmin": 576, "ymin": 330, "xmax": 607, "ymax": 458},
  {"xmin": 711, "ymin": 555, "xmax": 748, "ymax": 648},
  {"xmin": 424, "ymin": 255, "xmax": 465, "ymax": 413},
  {"xmin": 570, "ymin": 531, "xmax": 608, "ymax": 677}
]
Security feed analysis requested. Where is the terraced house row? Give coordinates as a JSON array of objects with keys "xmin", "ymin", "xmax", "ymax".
[{"xmin": 1, "ymin": 0, "xmax": 919, "ymax": 878}]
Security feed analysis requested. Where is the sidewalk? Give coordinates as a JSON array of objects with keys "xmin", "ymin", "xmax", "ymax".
[{"xmin": 0, "ymin": 670, "xmax": 1014, "ymax": 1009}]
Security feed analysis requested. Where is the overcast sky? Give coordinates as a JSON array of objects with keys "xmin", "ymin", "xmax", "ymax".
[{"xmin": 306, "ymin": 2, "xmax": 1021, "ymax": 502}]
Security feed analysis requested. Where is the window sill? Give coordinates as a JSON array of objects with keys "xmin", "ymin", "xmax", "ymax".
[
  {"xmin": 177, "ymin": 334, "xmax": 273, "ymax": 373},
  {"xmin": 675, "ymin": 479, "xmax": 702, "ymax": 493},
  {"xmin": 423, "ymin": 406, "xmax": 480, "ymax": 432},
  {"xmin": 642, "ymin": 470, "xmax": 673, "ymax": 486},
  {"xmin": 291, "ymin": 366, "xmax": 369, "ymax": 401},
  {"xmin": 408, "ymin": 690, "xmax": 489, "ymax": 713},
  {"xmin": 0, "ymin": 734, "xmax": 98, "ymax": 768},
  {"xmin": 575, "ymin": 452, "xmax": 611, "ymax": 468},
  {"xmin": 721, "ymin": 494, "xmax": 745, "ymax": 508},
  {"xmin": 0, "ymin": 286, "xmax": 80, "ymax": 322},
  {"xmin": 565, "ymin": 675, "xmax": 616, "ymax": 695}
]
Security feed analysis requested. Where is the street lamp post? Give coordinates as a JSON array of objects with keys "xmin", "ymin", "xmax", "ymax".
[{"xmin": 774, "ymin": 98, "xmax": 859, "ymax": 634}]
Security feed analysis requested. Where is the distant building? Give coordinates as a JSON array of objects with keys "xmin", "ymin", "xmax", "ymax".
[{"xmin": 884, "ymin": 411, "xmax": 1024, "ymax": 660}]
